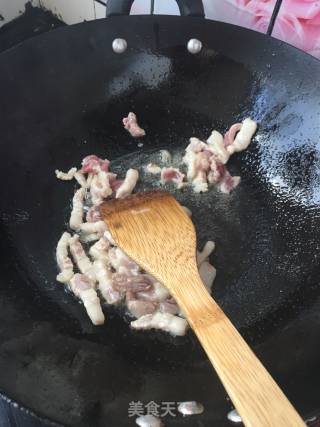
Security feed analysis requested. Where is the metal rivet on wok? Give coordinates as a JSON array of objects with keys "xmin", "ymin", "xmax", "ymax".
[
  {"xmin": 187, "ymin": 38, "xmax": 202, "ymax": 54},
  {"xmin": 227, "ymin": 409, "xmax": 242, "ymax": 423},
  {"xmin": 112, "ymin": 38, "xmax": 127, "ymax": 54}
]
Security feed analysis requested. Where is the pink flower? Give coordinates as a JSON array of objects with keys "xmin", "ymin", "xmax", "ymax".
[
  {"xmin": 205, "ymin": 1, "xmax": 278, "ymax": 34},
  {"xmin": 205, "ymin": 0, "xmax": 320, "ymax": 59},
  {"xmin": 272, "ymin": 0, "xmax": 320, "ymax": 58}
]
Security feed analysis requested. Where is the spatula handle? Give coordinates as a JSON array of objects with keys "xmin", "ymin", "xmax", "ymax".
[{"xmin": 174, "ymin": 277, "xmax": 305, "ymax": 427}]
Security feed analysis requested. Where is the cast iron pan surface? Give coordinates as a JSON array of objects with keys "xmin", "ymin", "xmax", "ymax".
[{"xmin": 0, "ymin": 15, "xmax": 320, "ymax": 427}]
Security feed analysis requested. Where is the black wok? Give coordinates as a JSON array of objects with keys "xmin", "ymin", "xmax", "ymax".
[{"xmin": 0, "ymin": 1, "xmax": 320, "ymax": 426}]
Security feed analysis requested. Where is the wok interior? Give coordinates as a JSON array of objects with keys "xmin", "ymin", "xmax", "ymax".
[
  {"xmin": 0, "ymin": 17, "xmax": 320, "ymax": 426},
  {"xmin": 5, "ymin": 50, "xmax": 319, "ymax": 335}
]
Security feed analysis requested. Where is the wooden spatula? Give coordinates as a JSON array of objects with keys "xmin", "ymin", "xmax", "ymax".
[{"xmin": 100, "ymin": 190, "xmax": 305, "ymax": 427}]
